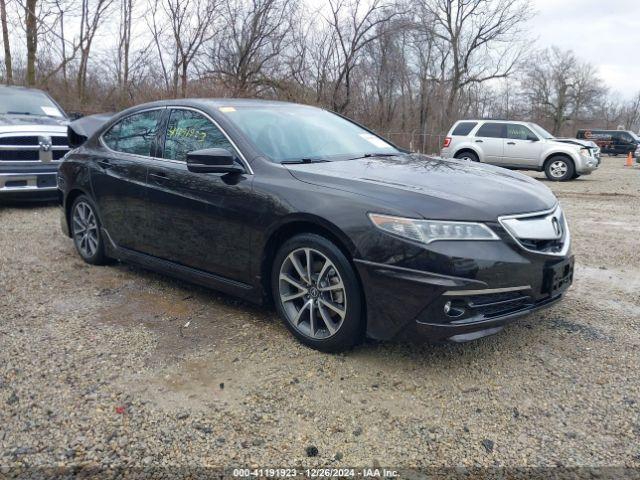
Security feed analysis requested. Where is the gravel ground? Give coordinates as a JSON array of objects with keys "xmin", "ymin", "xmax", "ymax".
[{"xmin": 1, "ymin": 157, "xmax": 639, "ymax": 477}]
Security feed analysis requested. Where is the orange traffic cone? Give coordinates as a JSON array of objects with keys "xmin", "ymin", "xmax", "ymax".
[{"xmin": 626, "ymin": 152, "xmax": 633, "ymax": 167}]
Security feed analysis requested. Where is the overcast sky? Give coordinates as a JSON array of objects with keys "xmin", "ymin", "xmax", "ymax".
[{"xmin": 528, "ymin": 0, "xmax": 640, "ymax": 98}]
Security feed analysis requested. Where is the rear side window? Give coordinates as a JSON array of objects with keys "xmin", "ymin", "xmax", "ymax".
[
  {"xmin": 452, "ymin": 122, "xmax": 477, "ymax": 136},
  {"xmin": 476, "ymin": 123, "xmax": 505, "ymax": 138},
  {"xmin": 163, "ymin": 109, "xmax": 236, "ymax": 162},
  {"xmin": 506, "ymin": 124, "xmax": 536, "ymax": 140},
  {"xmin": 102, "ymin": 110, "xmax": 162, "ymax": 156}
]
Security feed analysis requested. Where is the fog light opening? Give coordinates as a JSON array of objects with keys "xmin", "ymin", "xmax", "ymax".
[{"xmin": 444, "ymin": 300, "xmax": 465, "ymax": 318}]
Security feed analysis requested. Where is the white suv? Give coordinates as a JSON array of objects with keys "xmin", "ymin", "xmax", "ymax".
[{"xmin": 440, "ymin": 120, "xmax": 600, "ymax": 181}]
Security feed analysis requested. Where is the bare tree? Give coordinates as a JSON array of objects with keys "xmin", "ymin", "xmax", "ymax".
[
  {"xmin": 76, "ymin": 0, "xmax": 115, "ymax": 101},
  {"xmin": 0, "ymin": 0, "xmax": 12, "ymax": 83},
  {"xmin": 24, "ymin": 0, "xmax": 37, "ymax": 85},
  {"xmin": 523, "ymin": 47, "xmax": 604, "ymax": 135},
  {"xmin": 148, "ymin": 0, "xmax": 218, "ymax": 97},
  {"xmin": 325, "ymin": 0, "xmax": 399, "ymax": 113},
  {"xmin": 205, "ymin": 0, "xmax": 296, "ymax": 96},
  {"xmin": 419, "ymin": 0, "xmax": 532, "ymax": 124},
  {"xmin": 116, "ymin": 0, "xmax": 132, "ymax": 90}
]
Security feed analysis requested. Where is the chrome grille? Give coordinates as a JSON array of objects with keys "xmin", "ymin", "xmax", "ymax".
[
  {"xmin": 0, "ymin": 134, "xmax": 69, "ymax": 162},
  {"xmin": 499, "ymin": 206, "xmax": 570, "ymax": 256}
]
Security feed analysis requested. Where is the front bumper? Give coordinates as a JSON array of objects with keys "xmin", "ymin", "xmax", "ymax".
[
  {"xmin": 0, "ymin": 161, "xmax": 60, "ymax": 198},
  {"xmin": 353, "ymin": 224, "xmax": 573, "ymax": 342},
  {"xmin": 574, "ymin": 154, "xmax": 599, "ymax": 174}
]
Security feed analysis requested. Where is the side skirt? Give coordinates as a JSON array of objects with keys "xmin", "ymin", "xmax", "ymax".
[{"xmin": 102, "ymin": 228, "xmax": 262, "ymax": 304}]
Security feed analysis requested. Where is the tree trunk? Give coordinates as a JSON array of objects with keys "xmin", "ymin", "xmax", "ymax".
[
  {"xmin": 180, "ymin": 62, "xmax": 188, "ymax": 98},
  {"xmin": 0, "ymin": 0, "xmax": 12, "ymax": 84},
  {"xmin": 25, "ymin": 0, "xmax": 37, "ymax": 86}
]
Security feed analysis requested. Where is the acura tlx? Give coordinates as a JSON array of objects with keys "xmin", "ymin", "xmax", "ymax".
[{"xmin": 58, "ymin": 99, "xmax": 573, "ymax": 352}]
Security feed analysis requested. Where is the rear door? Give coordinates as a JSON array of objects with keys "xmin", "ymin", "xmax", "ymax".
[
  {"xmin": 503, "ymin": 123, "xmax": 544, "ymax": 167},
  {"xmin": 143, "ymin": 107, "xmax": 254, "ymax": 282},
  {"xmin": 474, "ymin": 122, "xmax": 506, "ymax": 164},
  {"xmin": 91, "ymin": 108, "xmax": 164, "ymax": 252}
]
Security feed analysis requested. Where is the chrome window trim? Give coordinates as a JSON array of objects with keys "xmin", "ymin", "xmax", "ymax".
[
  {"xmin": 498, "ymin": 204, "xmax": 571, "ymax": 257},
  {"xmin": 99, "ymin": 106, "xmax": 168, "ymax": 163},
  {"xmin": 98, "ymin": 105, "xmax": 253, "ymax": 175},
  {"xmin": 163, "ymin": 106, "xmax": 253, "ymax": 175}
]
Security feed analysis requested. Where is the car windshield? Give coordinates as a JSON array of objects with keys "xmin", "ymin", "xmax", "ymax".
[
  {"xmin": 218, "ymin": 105, "xmax": 400, "ymax": 162},
  {"xmin": 0, "ymin": 88, "xmax": 65, "ymax": 118},
  {"xmin": 629, "ymin": 131, "xmax": 640, "ymax": 141},
  {"xmin": 529, "ymin": 123, "xmax": 555, "ymax": 139}
]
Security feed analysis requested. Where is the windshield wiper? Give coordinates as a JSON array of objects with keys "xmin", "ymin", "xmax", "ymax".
[
  {"xmin": 6, "ymin": 111, "xmax": 34, "ymax": 115},
  {"xmin": 348, "ymin": 152, "xmax": 399, "ymax": 161},
  {"xmin": 281, "ymin": 158, "xmax": 329, "ymax": 164}
]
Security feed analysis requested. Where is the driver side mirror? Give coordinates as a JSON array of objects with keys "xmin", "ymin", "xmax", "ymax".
[
  {"xmin": 186, "ymin": 148, "xmax": 244, "ymax": 174},
  {"xmin": 527, "ymin": 135, "xmax": 539, "ymax": 142}
]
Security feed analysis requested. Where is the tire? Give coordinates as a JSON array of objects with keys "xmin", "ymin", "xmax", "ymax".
[
  {"xmin": 544, "ymin": 156, "xmax": 575, "ymax": 181},
  {"xmin": 271, "ymin": 233, "xmax": 363, "ymax": 352},
  {"xmin": 572, "ymin": 172, "xmax": 581, "ymax": 179},
  {"xmin": 454, "ymin": 150, "xmax": 479, "ymax": 162},
  {"xmin": 70, "ymin": 195, "xmax": 109, "ymax": 265}
]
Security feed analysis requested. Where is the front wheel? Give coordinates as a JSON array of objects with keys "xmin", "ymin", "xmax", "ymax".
[
  {"xmin": 272, "ymin": 233, "xmax": 363, "ymax": 352},
  {"xmin": 544, "ymin": 156, "xmax": 575, "ymax": 181},
  {"xmin": 70, "ymin": 195, "xmax": 109, "ymax": 265}
]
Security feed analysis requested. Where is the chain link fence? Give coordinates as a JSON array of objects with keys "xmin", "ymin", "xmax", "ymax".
[{"xmin": 380, "ymin": 131, "xmax": 446, "ymax": 156}]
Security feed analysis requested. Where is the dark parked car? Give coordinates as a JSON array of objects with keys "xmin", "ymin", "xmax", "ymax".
[
  {"xmin": 576, "ymin": 129, "xmax": 639, "ymax": 156},
  {"xmin": 58, "ymin": 99, "xmax": 574, "ymax": 352},
  {"xmin": 0, "ymin": 85, "xmax": 70, "ymax": 200}
]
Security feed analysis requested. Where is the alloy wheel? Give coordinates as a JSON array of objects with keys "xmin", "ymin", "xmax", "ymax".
[
  {"xmin": 278, "ymin": 247, "xmax": 347, "ymax": 339},
  {"xmin": 72, "ymin": 201, "xmax": 99, "ymax": 259},
  {"xmin": 549, "ymin": 160, "xmax": 568, "ymax": 178}
]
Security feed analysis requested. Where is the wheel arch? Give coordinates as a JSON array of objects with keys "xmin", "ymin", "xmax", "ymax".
[
  {"xmin": 260, "ymin": 215, "xmax": 362, "ymax": 307},
  {"xmin": 453, "ymin": 147, "xmax": 480, "ymax": 160},
  {"xmin": 64, "ymin": 188, "xmax": 92, "ymax": 238}
]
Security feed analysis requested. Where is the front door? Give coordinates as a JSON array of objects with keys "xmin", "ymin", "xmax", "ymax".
[
  {"xmin": 503, "ymin": 123, "xmax": 544, "ymax": 168},
  {"xmin": 474, "ymin": 122, "xmax": 505, "ymax": 164},
  {"xmin": 143, "ymin": 108, "xmax": 254, "ymax": 283},
  {"xmin": 90, "ymin": 108, "xmax": 164, "ymax": 252}
]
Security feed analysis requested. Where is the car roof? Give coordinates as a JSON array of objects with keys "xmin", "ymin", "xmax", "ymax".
[
  {"xmin": 127, "ymin": 98, "xmax": 312, "ymax": 110},
  {"xmin": 0, "ymin": 84, "xmax": 51, "ymax": 94},
  {"xmin": 455, "ymin": 119, "xmax": 530, "ymax": 123}
]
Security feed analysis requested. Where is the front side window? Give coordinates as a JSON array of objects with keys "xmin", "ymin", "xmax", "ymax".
[
  {"xmin": 475, "ymin": 123, "xmax": 505, "ymax": 139},
  {"xmin": 102, "ymin": 110, "xmax": 162, "ymax": 156},
  {"xmin": 507, "ymin": 124, "xmax": 537, "ymax": 140},
  {"xmin": 163, "ymin": 109, "xmax": 236, "ymax": 162},
  {"xmin": 218, "ymin": 105, "xmax": 400, "ymax": 163}
]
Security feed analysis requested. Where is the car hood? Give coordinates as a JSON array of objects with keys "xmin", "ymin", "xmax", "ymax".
[
  {"xmin": 285, "ymin": 154, "xmax": 558, "ymax": 221},
  {"xmin": 0, "ymin": 114, "xmax": 68, "ymax": 127},
  {"xmin": 553, "ymin": 137, "xmax": 594, "ymax": 148}
]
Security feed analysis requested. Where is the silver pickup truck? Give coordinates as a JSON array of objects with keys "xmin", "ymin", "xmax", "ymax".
[{"xmin": 0, "ymin": 86, "xmax": 70, "ymax": 200}]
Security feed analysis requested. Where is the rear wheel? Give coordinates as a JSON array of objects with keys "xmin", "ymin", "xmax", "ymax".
[
  {"xmin": 70, "ymin": 195, "xmax": 109, "ymax": 265},
  {"xmin": 272, "ymin": 233, "xmax": 363, "ymax": 352},
  {"xmin": 544, "ymin": 156, "xmax": 575, "ymax": 181},
  {"xmin": 454, "ymin": 151, "xmax": 479, "ymax": 162}
]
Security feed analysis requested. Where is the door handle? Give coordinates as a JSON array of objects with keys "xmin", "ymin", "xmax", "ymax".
[
  {"xmin": 475, "ymin": 139, "xmax": 483, "ymax": 143},
  {"xmin": 149, "ymin": 171, "xmax": 169, "ymax": 182},
  {"xmin": 507, "ymin": 142, "xmax": 516, "ymax": 145}
]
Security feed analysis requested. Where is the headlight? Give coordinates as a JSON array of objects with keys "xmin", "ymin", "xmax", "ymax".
[
  {"xmin": 369, "ymin": 213, "xmax": 500, "ymax": 244},
  {"xmin": 579, "ymin": 148, "xmax": 591, "ymax": 157}
]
